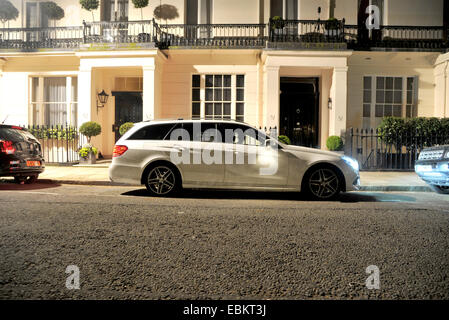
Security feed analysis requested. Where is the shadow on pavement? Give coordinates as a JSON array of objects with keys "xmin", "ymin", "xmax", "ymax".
[
  {"xmin": 121, "ymin": 189, "xmax": 418, "ymax": 203},
  {"xmin": 0, "ymin": 179, "xmax": 61, "ymax": 191}
]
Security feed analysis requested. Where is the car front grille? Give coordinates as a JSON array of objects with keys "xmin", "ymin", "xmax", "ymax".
[{"xmin": 418, "ymin": 149, "xmax": 445, "ymax": 160}]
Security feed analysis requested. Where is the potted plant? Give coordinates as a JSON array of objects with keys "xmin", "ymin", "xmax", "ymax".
[
  {"xmin": 326, "ymin": 135, "xmax": 344, "ymax": 153},
  {"xmin": 79, "ymin": 0, "xmax": 99, "ymax": 22},
  {"xmin": 0, "ymin": 0, "xmax": 18, "ymax": 42},
  {"xmin": 78, "ymin": 121, "xmax": 101, "ymax": 164},
  {"xmin": 324, "ymin": 17, "xmax": 341, "ymax": 37},
  {"xmin": 41, "ymin": 2, "xmax": 64, "ymax": 27},
  {"xmin": 271, "ymin": 16, "xmax": 285, "ymax": 30},
  {"xmin": 270, "ymin": 16, "xmax": 285, "ymax": 39}
]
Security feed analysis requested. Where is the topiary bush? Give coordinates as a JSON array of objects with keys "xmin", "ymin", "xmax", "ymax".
[
  {"xmin": 278, "ymin": 135, "xmax": 291, "ymax": 145},
  {"xmin": 79, "ymin": 121, "xmax": 101, "ymax": 143},
  {"xmin": 326, "ymin": 135, "xmax": 343, "ymax": 151},
  {"xmin": 41, "ymin": 2, "xmax": 64, "ymax": 26},
  {"xmin": 0, "ymin": 0, "xmax": 19, "ymax": 27},
  {"xmin": 119, "ymin": 122, "xmax": 134, "ymax": 136},
  {"xmin": 79, "ymin": 0, "xmax": 99, "ymax": 21}
]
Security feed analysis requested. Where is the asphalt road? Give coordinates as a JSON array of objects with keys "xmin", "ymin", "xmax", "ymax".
[{"xmin": 1, "ymin": 181, "xmax": 449, "ymax": 300}]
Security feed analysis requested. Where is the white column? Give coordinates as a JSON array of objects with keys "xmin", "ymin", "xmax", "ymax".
[
  {"xmin": 143, "ymin": 65, "xmax": 155, "ymax": 121},
  {"xmin": 263, "ymin": 65, "xmax": 280, "ymax": 130},
  {"xmin": 77, "ymin": 65, "xmax": 92, "ymax": 127},
  {"xmin": 329, "ymin": 66, "xmax": 348, "ymax": 137}
]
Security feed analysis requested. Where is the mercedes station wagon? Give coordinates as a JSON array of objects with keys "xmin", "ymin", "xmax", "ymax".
[
  {"xmin": 415, "ymin": 145, "xmax": 449, "ymax": 194},
  {"xmin": 109, "ymin": 120, "xmax": 360, "ymax": 200}
]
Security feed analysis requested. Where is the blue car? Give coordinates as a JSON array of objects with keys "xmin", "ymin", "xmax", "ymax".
[{"xmin": 415, "ymin": 145, "xmax": 449, "ymax": 194}]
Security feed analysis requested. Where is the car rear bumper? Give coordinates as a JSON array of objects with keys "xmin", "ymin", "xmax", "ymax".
[
  {"xmin": 109, "ymin": 162, "xmax": 142, "ymax": 185},
  {"xmin": 0, "ymin": 156, "xmax": 45, "ymax": 177},
  {"xmin": 415, "ymin": 160, "xmax": 449, "ymax": 186}
]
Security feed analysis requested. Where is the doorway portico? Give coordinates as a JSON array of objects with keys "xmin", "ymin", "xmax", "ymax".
[{"xmin": 261, "ymin": 50, "xmax": 352, "ymax": 147}]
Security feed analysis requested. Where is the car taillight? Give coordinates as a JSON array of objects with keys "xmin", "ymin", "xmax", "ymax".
[
  {"xmin": 113, "ymin": 145, "xmax": 128, "ymax": 157},
  {"xmin": 0, "ymin": 140, "xmax": 15, "ymax": 154}
]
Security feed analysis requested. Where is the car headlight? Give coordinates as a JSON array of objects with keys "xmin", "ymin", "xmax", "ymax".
[
  {"xmin": 445, "ymin": 150, "xmax": 449, "ymax": 159},
  {"xmin": 341, "ymin": 156, "xmax": 359, "ymax": 172}
]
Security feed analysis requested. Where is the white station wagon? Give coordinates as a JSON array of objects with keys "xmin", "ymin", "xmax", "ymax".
[{"xmin": 109, "ymin": 120, "xmax": 360, "ymax": 200}]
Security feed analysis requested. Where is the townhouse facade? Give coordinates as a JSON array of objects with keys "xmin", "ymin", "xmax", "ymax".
[{"xmin": 0, "ymin": 0, "xmax": 448, "ymax": 158}]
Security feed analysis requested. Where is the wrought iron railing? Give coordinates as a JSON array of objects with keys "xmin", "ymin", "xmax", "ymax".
[
  {"xmin": 26, "ymin": 124, "xmax": 87, "ymax": 164},
  {"xmin": 0, "ymin": 26, "xmax": 83, "ymax": 50},
  {"xmin": 345, "ymin": 128, "xmax": 449, "ymax": 171},
  {"xmin": 83, "ymin": 20, "xmax": 157, "ymax": 45},
  {"xmin": 344, "ymin": 24, "xmax": 447, "ymax": 50},
  {"xmin": 269, "ymin": 19, "xmax": 345, "ymax": 43},
  {"xmin": 0, "ymin": 19, "xmax": 447, "ymax": 51},
  {"xmin": 159, "ymin": 23, "xmax": 268, "ymax": 47}
]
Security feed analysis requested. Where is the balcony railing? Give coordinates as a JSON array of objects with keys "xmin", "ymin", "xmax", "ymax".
[
  {"xmin": 344, "ymin": 24, "xmax": 447, "ymax": 50},
  {"xmin": 0, "ymin": 19, "xmax": 447, "ymax": 51},
  {"xmin": 159, "ymin": 23, "xmax": 268, "ymax": 48},
  {"xmin": 0, "ymin": 26, "xmax": 83, "ymax": 50},
  {"xmin": 83, "ymin": 20, "xmax": 157, "ymax": 45}
]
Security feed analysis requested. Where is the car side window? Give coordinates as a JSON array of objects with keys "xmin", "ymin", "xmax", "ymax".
[
  {"xmin": 128, "ymin": 124, "xmax": 176, "ymax": 140},
  {"xmin": 218, "ymin": 124, "xmax": 265, "ymax": 146},
  {"xmin": 178, "ymin": 122, "xmax": 220, "ymax": 142}
]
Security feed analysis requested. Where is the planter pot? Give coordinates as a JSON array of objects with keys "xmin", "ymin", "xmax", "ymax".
[
  {"xmin": 325, "ymin": 29, "xmax": 341, "ymax": 37},
  {"xmin": 79, "ymin": 152, "xmax": 96, "ymax": 165}
]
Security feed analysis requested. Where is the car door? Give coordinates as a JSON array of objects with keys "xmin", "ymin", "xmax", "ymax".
[
  {"xmin": 169, "ymin": 122, "xmax": 225, "ymax": 186},
  {"xmin": 218, "ymin": 123, "xmax": 289, "ymax": 187}
]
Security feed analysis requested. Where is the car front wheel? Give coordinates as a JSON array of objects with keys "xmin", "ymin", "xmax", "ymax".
[
  {"xmin": 144, "ymin": 165, "xmax": 179, "ymax": 197},
  {"xmin": 430, "ymin": 185, "xmax": 449, "ymax": 194},
  {"xmin": 303, "ymin": 167, "xmax": 341, "ymax": 200}
]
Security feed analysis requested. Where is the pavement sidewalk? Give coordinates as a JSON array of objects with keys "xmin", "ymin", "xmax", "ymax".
[{"xmin": 31, "ymin": 162, "xmax": 431, "ymax": 192}]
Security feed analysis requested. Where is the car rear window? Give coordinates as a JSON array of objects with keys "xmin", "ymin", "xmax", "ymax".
[
  {"xmin": 0, "ymin": 127, "xmax": 37, "ymax": 142},
  {"xmin": 128, "ymin": 124, "xmax": 176, "ymax": 140}
]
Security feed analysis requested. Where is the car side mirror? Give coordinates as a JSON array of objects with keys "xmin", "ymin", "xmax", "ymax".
[{"xmin": 265, "ymin": 139, "xmax": 281, "ymax": 149}]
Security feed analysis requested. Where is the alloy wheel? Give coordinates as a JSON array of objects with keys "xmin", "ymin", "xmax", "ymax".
[
  {"xmin": 308, "ymin": 168, "xmax": 340, "ymax": 199},
  {"xmin": 146, "ymin": 166, "xmax": 176, "ymax": 195}
]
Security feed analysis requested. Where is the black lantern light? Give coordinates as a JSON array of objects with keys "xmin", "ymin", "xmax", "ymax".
[{"xmin": 97, "ymin": 90, "xmax": 109, "ymax": 112}]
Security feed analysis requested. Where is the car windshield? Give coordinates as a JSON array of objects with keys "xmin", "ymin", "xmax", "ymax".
[{"xmin": 0, "ymin": 128, "xmax": 37, "ymax": 142}]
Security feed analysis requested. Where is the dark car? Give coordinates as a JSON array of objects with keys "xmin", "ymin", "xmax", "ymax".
[
  {"xmin": 415, "ymin": 145, "xmax": 449, "ymax": 194},
  {"xmin": 0, "ymin": 125, "xmax": 45, "ymax": 183}
]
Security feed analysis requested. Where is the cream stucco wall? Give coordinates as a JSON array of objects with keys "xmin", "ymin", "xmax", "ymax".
[
  {"xmin": 213, "ymin": 0, "xmax": 259, "ymax": 24},
  {"xmin": 385, "ymin": 0, "xmax": 444, "ymax": 26},
  {"xmin": 0, "ymin": 54, "xmax": 80, "ymax": 126},
  {"xmin": 347, "ymin": 51, "xmax": 440, "ymax": 129},
  {"xmin": 334, "ymin": 0, "xmax": 358, "ymax": 24},
  {"xmin": 160, "ymin": 50, "xmax": 260, "ymax": 127}
]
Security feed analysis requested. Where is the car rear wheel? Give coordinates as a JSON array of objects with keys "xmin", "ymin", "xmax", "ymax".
[
  {"xmin": 14, "ymin": 174, "xmax": 38, "ymax": 184},
  {"xmin": 303, "ymin": 167, "xmax": 341, "ymax": 200},
  {"xmin": 429, "ymin": 185, "xmax": 449, "ymax": 194},
  {"xmin": 144, "ymin": 165, "xmax": 179, "ymax": 197}
]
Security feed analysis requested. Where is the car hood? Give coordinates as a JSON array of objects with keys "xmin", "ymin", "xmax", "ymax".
[{"xmin": 281, "ymin": 144, "xmax": 343, "ymax": 159}]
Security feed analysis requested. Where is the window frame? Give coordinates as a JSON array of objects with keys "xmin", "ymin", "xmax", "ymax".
[
  {"xmin": 191, "ymin": 74, "xmax": 245, "ymax": 122},
  {"xmin": 362, "ymin": 75, "xmax": 418, "ymax": 128},
  {"xmin": 29, "ymin": 75, "xmax": 78, "ymax": 126}
]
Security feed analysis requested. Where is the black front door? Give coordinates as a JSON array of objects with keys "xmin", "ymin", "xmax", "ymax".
[
  {"xmin": 280, "ymin": 78, "xmax": 319, "ymax": 147},
  {"xmin": 113, "ymin": 92, "xmax": 143, "ymax": 142}
]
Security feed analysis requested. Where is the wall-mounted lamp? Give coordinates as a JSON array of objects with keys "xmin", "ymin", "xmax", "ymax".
[
  {"xmin": 97, "ymin": 90, "xmax": 109, "ymax": 112},
  {"xmin": 328, "ymin": 97, "xmax": 333, "ymax": 109}
]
